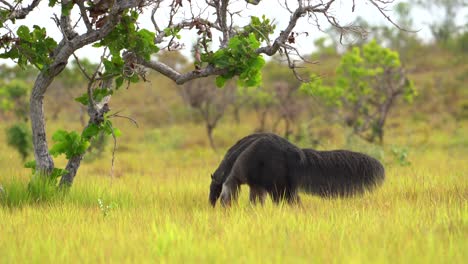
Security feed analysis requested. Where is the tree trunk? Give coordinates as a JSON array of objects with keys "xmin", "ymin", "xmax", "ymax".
[
  {"xmin": 59, "ymin": 155, "xmax": 84, "ymax": 187},
  {"xmin": 30, "ymin": 69, "xmax": 66, "ymax": 174},
  {"xmin": 233, "ymin": 105, "xmax": 241, "ymax": 124},
  {"xmin": 207, "ymin": 125, "xmax": 216, "ymax": 150},
  {"xmin": 284, "ymin": 119, "xmax": 291, "ymax": 139}
]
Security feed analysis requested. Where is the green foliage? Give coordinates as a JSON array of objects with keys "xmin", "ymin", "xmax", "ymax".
[
  {"xmin": 98, "ymin": 198, "xmax": 117, "ymax": 217},
  {"xmin": 49, "ymin": 120, "xmax": 121, "ymax": 160},
  {"xmin": 391, "ymin": 146, "xmax": 411, "ymax": 166},
  {"xmin": 49, "ymin": 130, "xmax": 91, "ymax": 159},
  {"xmin": 0, "ymin": 79, "xmax": 30, "ymax": 118},
  {"xmin": 164, "ymin": 27, "xmax": 181, "ymax": 39},
  {"xmin": 94, "ymin": 11, "xmax": 159, "ymax": 88},
  {"xmin": 1, "ymin": 81, "xmax": 32, "ymax": 160},
  {"xmin": 201, "ymin": 17, "xmax": 275, "ymax": 88},
  {"xmin": 301, "ymin": 40, "xmax": 416, "ymax": 143},
  {"xmin": 300, "ymin": 74, "xmax": 343, "ymax": 106},
  {"xmin": 243, "ymin": 15, "xmax": 276, "ymax": 43},
  {"xmin": 237, "ymin": 85, "xmax": 276, "ymax": 107},
  {"xmin": 333, "ymin": 40, "xmax": 416, "ymax": 104},
  {"xmin": 23, "ymin": 160, "xmax": 68, "ymax": 197},
  {"xmin": 75, "ymin": 89, "xmax": 114, "ymax": 106},
  {"xmin": 6, "ymin": 123, "xmax": 32, "ymax": 161},
  {"xmin": 0, "ymin": 25, "xmax": 57, "ymax": 70},
  {"xmin": 203, "ymin": 33, "xmax": 265, "ymax": 87}
]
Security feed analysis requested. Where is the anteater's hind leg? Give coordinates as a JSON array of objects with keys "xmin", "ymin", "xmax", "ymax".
[
  {"xmin": 220, "ymin": 177, "xmax": 241, "ymax": 207},
  {"xmin": 286, "ymin": 190, "xmax": 301, "ymax": 205},
  {"xmin": 249, "ymin": 186, "xmax": 267, "ymax": 205},
  {"xmin": 269, "ymin": 188, "xmax": 301, "ymax": 205}
]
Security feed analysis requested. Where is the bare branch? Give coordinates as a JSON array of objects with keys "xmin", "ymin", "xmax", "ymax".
[
  {"xmin": 2, "ymin": 0, "xmax": 41, "ymax": 22},
  {"xmin": 151, "ymin": 1, "xmax": 162, "ymax": 33},
  {"xmin": 108, "ymin": 113, "xmax": 139, "ymax": 127},
  {"xmin": 368, "ymin": 0, "xmax": 417, "ymax": 32},
  {"xmin": 135, "ymin": 54, "xmax": 228, "ymax": 85},
  {"xmin": 76, "ymin": 0, "xmax": 93, "ymax": 32},
  {"xmin": 60, "ymin": 0, "xmax": 79, "ymax": 40},
  {"xmin": 256, "ymin": 1, "xmax": 334, "ymax": 56},
  {"xmin": 0, "ymin": 0, "xmax": 14, "ymax": 9},
  {"xmin": 72, "ymin": 53, "xmax": 92, "ymax": 81}
]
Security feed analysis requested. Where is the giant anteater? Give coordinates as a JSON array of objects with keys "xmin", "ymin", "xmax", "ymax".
[{"xmin": 209, "ymin": 133, "xmax": 385, "ymax": 207}]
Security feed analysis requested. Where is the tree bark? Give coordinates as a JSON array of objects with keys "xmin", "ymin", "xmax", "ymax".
[
  {"xmin": 30, "ymin": 65, "xmax": 67, "ymax": 174},
  {"xmin": 59, "ymin": 155, "xmax": 84, "ymax": 187},
  {"xmin": 207, "ymin": 125, "xmax": 216, "ymax": 150}
]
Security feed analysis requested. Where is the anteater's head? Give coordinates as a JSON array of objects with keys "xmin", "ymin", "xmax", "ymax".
[{"xmin": 209, "ymin": 173, "xmax": 223, "ymax": 207}]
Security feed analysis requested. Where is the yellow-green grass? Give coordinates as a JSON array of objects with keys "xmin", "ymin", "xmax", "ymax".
[{"xmin": 0, "ymin": 120, "xmax": 467, "ymax": 263}]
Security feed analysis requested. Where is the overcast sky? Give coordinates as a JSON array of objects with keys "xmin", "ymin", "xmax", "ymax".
[{"xmin": 1, "ymin": 0, "xmax": 467, "ymax": 65}]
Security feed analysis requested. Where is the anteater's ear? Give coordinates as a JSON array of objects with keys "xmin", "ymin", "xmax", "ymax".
[{"xmin": 210, "ymin": 174, "xmax": 214, "ymax": 180}]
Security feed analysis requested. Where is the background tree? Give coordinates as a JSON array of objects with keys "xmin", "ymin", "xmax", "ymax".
[
  {"xmin": 237, "ymin": 85, "xmax": 276, "ymax": 132},
  {"xmin": 271, "ymin": 81, "xmax": 304, "ymax": 139},
  {"xmin": 178, "ymin": 77, "xmax": 235, "ymax": 150},
  {"xmin": 0, "ymin": 80, "xmax": 32, "ymax": 160},
  {"xmin": 413, "ymin": 0, "xmax": 468, "ymax": 46},
  {"xmin": 372, "ymin": 2, "xmax": 421, "ymax": 61},
  {"xmin": 0, "ymin": 0, "xmax": 403, "ymax": 189},
  {"xmin": 301, "ymin": 40, "xmax": 416, "ymax": 144}
]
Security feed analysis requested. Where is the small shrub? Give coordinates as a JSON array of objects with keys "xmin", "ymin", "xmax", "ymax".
[
  {"xmin": 6, "ymin": 122, "xmax": 33, "ymax": 160},
  {"xmin": 98, "ymin": 198, "xmax": 116, "ymax": 217},
  {"xmin": 391, "ymin": 146, "xmax": 411, "ymax": 166}
]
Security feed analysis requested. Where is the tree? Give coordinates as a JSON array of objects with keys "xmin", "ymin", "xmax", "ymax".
[
  {"xmin": 413, "ymin": 0, "xmax": 468, "ymax": 45},
  {"xmin": 237, "ymin": 84, "xmax": 276, "ymax": 132},
  {"xmin": 271, "ymin": 81, "xmax": 304, "ymax": 139},
  {"xmin": 0, "ymin": 80, "xmax": 33, "ymax": 160},
  {"xmin": 301, "ymin": 40, "xmax": 416, "ymax": 144},
  {"xmin": 372, "ymin": 2, "xmax": 421, "ymax": 61},
  {"xmin": 178, "ymin": 77, "xmax": 235, "ymax": 150},
  {"xmin": 0, "ymin": 0, "xmax": 403, "ymax": 189}
]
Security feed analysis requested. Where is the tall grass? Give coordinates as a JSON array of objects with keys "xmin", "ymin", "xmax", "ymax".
[{"xmin": 0, "ymin": 121, "xmax": 466, "ymax": 263}]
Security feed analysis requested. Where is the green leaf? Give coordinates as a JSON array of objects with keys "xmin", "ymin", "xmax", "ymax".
[
  {"xmin": 215, "ymin": 76, "xmax": 227, "ymax": 88},
  {"xmin": 24, "ymin": 160, "xmax": 36, "ymax": 169},
  {"xmin": 115, "ymin": 76, "xmax": 124, "ymax": 89},
  {"xmin": 113, "ymin": 128, "xmax": 122, "ymax": 137},
  {"xmin": 74, "ymin": 94, "xmax": 89, "ymax": 105},
  {"xmin": 17, "ymin": 26, "xmax": 31, "ymax": 41},
  {"xmin": 82, "ymin": 124, "xmax": 100, "ymax": 140}
]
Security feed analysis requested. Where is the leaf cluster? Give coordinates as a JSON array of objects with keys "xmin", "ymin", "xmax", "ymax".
[
  {"xmin": 0, "ymin": 79, "xmax": 30, "ymax": 119},
  {"xmin": 203, "ymin": 33, "xmax": 265, "ymax": 88},
  {"xmin": 24, "ymin": 161, "xmax": 68, "ymax": 182},
  {"xmin": 74, "ymin": 88, "xmax": 113, "ymax": 106},
  {"xmin": 201, "ymin": 16, "xmax": 275, "ymax": 88},
  {"xmin": 302, "ymin": 40, "xmax": 416, "ymax": 106},
  {"xmin": 6, "ymin": 123, "xmax": 33, "ymax": 161},
  {"xmin": 301, "ymin": 40, "xmax": 416, "ymax": 143},
  {"xmin": 94, "ymin": 11, "xmax": 159, "ymax": 88},
  {"xmin": 242, "ymin": 15, "xmax": 276, "ymax": 43},
  {"xmin": 0, "ymin": 26, "xmax": 57, "ymax": 70},
  {"xmin": 49, "ymin": 119, "xmax": 121, "ymax": 160}
]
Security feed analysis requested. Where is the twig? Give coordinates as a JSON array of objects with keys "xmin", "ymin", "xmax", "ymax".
[{"xmin": 72, "ymin": 53, "xmax": 92, "ymax": 81}]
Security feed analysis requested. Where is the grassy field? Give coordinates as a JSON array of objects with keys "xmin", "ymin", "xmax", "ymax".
[{"xmin": 0, "ymin": 118, "xmax": 467, "ymax": 263}]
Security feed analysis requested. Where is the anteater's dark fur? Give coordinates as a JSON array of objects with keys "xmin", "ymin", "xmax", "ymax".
[{"xmin": 209, "ymin": 133, "xmax": 385, "ymax": 207}]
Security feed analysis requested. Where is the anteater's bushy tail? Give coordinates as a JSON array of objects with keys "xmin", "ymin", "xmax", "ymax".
[{"xmin": 298, "ymin": 149, "xmax": 385, "ymax": 197}]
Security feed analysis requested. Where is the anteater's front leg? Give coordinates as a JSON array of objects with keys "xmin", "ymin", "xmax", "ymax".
[{"xmin": 220, "ymin": 177, "xmax": 240, "ymax": 207}]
